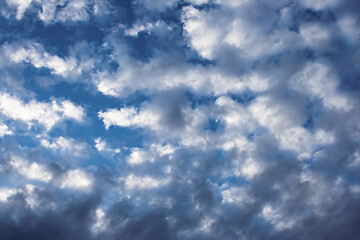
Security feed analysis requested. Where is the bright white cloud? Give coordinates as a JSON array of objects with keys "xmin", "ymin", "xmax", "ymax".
[
  {"xmin": 127, "ymin": 148, "xmax": 152, "ymax": 165},
  {"xmin": 0, "ymin": 187, "xmax": 17, "ymax": 202},
  {"xmin": 0, "ymin": 92, "xmax": 84, "ymax": 130},
  {"xmin": 60, "ymin": 169, "xmax": 93, "ymax": 189},
  {"xmin": 98, "ymin": 106, "xmax": 160, "ymax": 130},
  {"xmin": 4, "ymin": 43, "xmax": 77, "ymax": 77},
  {"xmin": 181, "ymin": 3, "xmax": 294, "ymax": 60},
  {"xmin": 10, "ymin": 155, "xmax": 52, "ymax": 182},
  {"xmin": 249, "ymin": 96, "xmax": 304, "ymax": 131},
  {"xmin": 181, "ymin": 6, "xmax": 224, "ymax": 59}
]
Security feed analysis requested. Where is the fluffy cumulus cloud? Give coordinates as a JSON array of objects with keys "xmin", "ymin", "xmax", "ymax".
[
  {"xmin": 0, "ymin": 92, "xmax": 84, "ymax": 130},
  {"xmin": 0, "ymin": 0, "xmax": 360, "ymax": 239}
]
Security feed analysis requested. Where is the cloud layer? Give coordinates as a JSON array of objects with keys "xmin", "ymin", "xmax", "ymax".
[{"xmin": 0, "ymin": 0, "xmax": 359, "ymax": 239}]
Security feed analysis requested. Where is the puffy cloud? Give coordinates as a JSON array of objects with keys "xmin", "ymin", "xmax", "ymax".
[
  {"xmin": 0, "ymin": 123, "xmax": 12, "ymax": 137},
  {"xmin": 0, "ymin": 92, "xmax": 84, "ymax": 130},
  {"xmin": 0, "ymin": 0, "xmax": 360, "ymax": 239},
  {"xmin": 40, "ymin": 136, "xmax": 87, "ymax": 157},
  {"xmin": 4, "ymin": 43, "xmax": 77, "ymax": 77},
  {"xmin": 181, "ymin": 6, "xmax": 224, "ymax": 59},
  {"xmin": 181, "ymin": 2, "xmax": 296, "ymax": 60},
  {"xmin": 60, "ymin": 169, "xmax": 93, "ymax": 190},
  {"xmin": 0, "ymin": 188, "xmax": 17, "ymax": 202},
  {"xmin": 98, "ymin": 107, "xmax": 147, "ymax": 129},
  {"xmin": 94, "ymin": 137, "xmax": 120, "ymax": 155},
  {"xmin": 92, "ymin": 208, "xmax": 108, "ymax": 233},
  {"xmin": 291, "ymin": 62, "xmax": 352, "ymax": 111},
  {"xmin": 221, "ymin": 186, "xmax": 254, "ymax": 205},
  {"xmin": 10, "ymin": 155, "xmax": 52, "ymax": 182}
]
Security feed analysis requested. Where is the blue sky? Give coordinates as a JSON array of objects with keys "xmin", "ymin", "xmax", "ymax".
[{"xmin": 0, "ymin": 0, "xmax": 360, "ymax": 239}]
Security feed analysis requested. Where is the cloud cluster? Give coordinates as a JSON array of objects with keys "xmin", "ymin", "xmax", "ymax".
[
  {"xmin": 2, "ymin": 0, "xmax": 111, "ymax": 23},
  {"xmin": 0, "ymin": 92, "xmax": 84, "ymax": 130},
  {"xmin": 0, "ymin": 0, "xmax": 359, "ymax": 239}
]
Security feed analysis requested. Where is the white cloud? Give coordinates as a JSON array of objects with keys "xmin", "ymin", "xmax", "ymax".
[
  {"xmin": 249, "ymin": 96, "xmax": 304, "ymax": 132},
  {"xmin": 23, "ymin": 184, "xmax": 39, "ymax": 208},
  {"xmin": 35, "ymin": 0, "xmax": 93, "ymax": 24},
  {"xmin": 98, "ymin": 106, "xmax": 160, "ymax": 130},
  {"xmin": 125, "ymin": 21, "xmax": 171, "ymax": 37},
  {"xmin": 261, "ymin": 204, "xmax": 296, "ymax": 231},
  {"xmin": 5, "ymin": 0, "xmax": 33, "ymax": 20},
  {"xmin": 215, "ymin": 96, "xmax": 254, "ymax": 131},
  {"xmin": 4, "ymin": 43, "xmax": 77, "ymax": 77},
  {"xmin": 221, "ymin": 186, "xmax": 254, "ymax": 204},
  {"xmin": 121, "ymin": 174, "xmax": 170, "ymax": 189},
  {"xmin": 127, "ymin": 148, "xmax": 152, "ymax": 165},
  {"xmin": 126, "ymin": 144, "xmax": 176, "ymax": 166},
  {"xmin": 40, "ymin": 136, "xmax": 87, "ymax": 157},
  {"xmin": 56, "ymin": 0, "xmax": 89, "ymax": 22},
  {"xmin": 94, "ymin": 137, "xmax": 120, "ymax": 154},
  {"xmin": 338, "ymin": 15, "xmax": 360, "ymax": 43},
  {"xmin": 299, "ymin": 23, "xmax": 331, "ymax": 47},
  {"xmin": 224, "ymin": 18, "xmax": 285, "ymax": 58},
  {"xmin": 98, "ymin": 107, "xmax": 138, "ymax": 129},
  {"xmin": 0, "ymin": 92, "xmax": 84, "ymax": 130},
  {"xmin": 236, "ymin": 157, "xmax": 263, "ymax": 180},
  {"xmin": 10, "ymin": 155, "xmax": 52, "ymax": 182},
  {"xmin": 291, "ymin": 62, "xmax": 352, "ymax": 111},
  {"xmin": 60, "ymin": 169, "xmax": 93, "ymax": 189},
  {"xmin": 92, "ymin": 208, "xmax": 108, "ymax": 233},
  {"xmin": 181, "ymin": 6, "xmax": 224, "ymax": 59},
  {"xmin": 249, "ymin": 95, "xmax": 337, "ymax": 159},
  {"xmin": 151, "ymin": 144, "xmax": 176, "ymax": 157},
  {"xmin": 0, "ymin": 187, "xmax": 17, "ymax": 202},
  {"xmin": 181, "ymin": 3, "xmax": 295, "ymax": 60},
  {"xmin": 0, "ymin": 122, "xmax": 12, "ymax": 137},
  {"xmin": 94, "ymin": 44, "xmax": 276, "ymax": 98}
]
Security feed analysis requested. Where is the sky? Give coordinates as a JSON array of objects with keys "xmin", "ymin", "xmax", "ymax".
[{"xmin": 0, "ymin": 0, "xmax": 359, "ymax": 239}]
